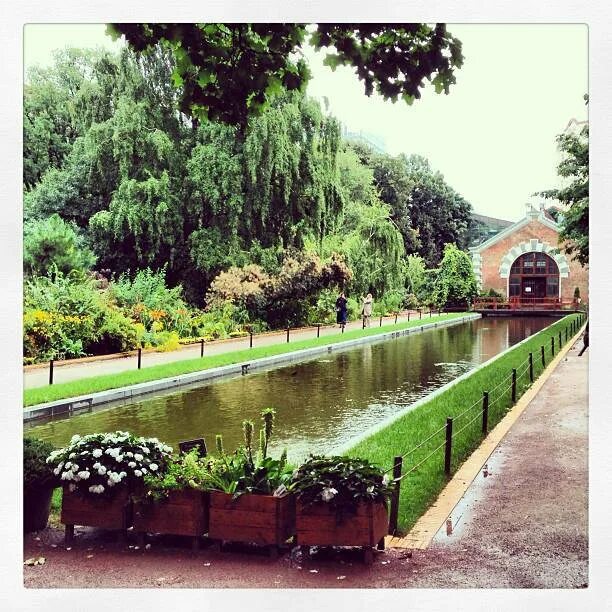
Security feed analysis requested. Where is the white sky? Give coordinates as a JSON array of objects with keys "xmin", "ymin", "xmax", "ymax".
[{"xmin": 24, "ymin": 23, "xmax": 588, "ymax": 222}]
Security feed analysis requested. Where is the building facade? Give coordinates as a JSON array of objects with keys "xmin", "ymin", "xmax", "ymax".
[{"xmin": 470, "ymin": 205, "xmax": 588, "ymax": 303}]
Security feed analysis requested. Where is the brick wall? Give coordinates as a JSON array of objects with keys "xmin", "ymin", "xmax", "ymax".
[{"xmin": 477, "ymin": 218, "xmax": 589, "ymax": 302}]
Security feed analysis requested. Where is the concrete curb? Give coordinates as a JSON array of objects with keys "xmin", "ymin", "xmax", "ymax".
[
  {"xmin": 386, "ymin": 318, "xmax": 586, "ymax": 550},
  {"xmin": 24, "ymin": 313, "xmax": 480, "ymax": 422}
]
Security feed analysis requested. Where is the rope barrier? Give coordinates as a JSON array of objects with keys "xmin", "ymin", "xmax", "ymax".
[
  {"xmin": 452, "ymin": 408, "xmax": 484, "ymax": 439},
  {"xmin": 400, "ymin": 440, "xmax": 447, "ymax": 479}
]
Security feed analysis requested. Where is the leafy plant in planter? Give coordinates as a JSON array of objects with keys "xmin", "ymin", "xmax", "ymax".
[
  {"xmin": 204, "ymin": 409, "xmax": 295, "ymax": 554},
  {"xmin": 46, "ymin": 431, "xmax": 173, "ymax": 543},
  {"xmin": 23, "ymin": 437, "xmax": 57, "ymax": 533},
  {"xmin": 291, "ymin": 455, "xmax": 395, "ymax": 563},
  {"xmin": 133, "ymin": 449, "xmax": 210, "ymax": 549}
]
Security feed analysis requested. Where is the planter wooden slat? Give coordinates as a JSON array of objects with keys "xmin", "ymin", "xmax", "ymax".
[
  {"xmin": 133, "ymin": 489, "xmax": 209, "ymax": 537},
  {"xmin": 208, "ymin": 491, "xmax": 295, "ymax": 546},
  {"xmin": 296, "ymin": 501, "xmax": 388, "ymax": 548},
  {"xmin": 61, "ymin": 485, "xmax": 132, "ymax": 530}
]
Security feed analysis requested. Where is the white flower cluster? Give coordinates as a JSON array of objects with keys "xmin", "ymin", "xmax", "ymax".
[{"xmin": 46, "ymin": 431, "xmax": 173, "ymax": 496}]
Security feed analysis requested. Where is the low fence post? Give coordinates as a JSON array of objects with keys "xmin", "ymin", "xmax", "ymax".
[
  {"xmin": 541, "ymin": 345, "xmax": 546, "ymax": 367},
  {"xmin": 529, "ymin": 352, "xmax": 534, "ymax": 383},
  {"xmin": 379, "ymin": 316, "xmax": 383, "ymax": 327},
  {"xmin": 49, "ymin": 359, "xmax": 54, "ymax": 385},
  {"xmin": 407, "ymin": 311, "xmax": 410, "ymax": 322},
  {"xmin": 551, "ymin": 336, "xmax": 555, "ymax": 356},
  {"xmin": 444, "ymin": 418, "xmax": 453, "ymax": 477},
  {"xmin": 559, "ymin": 331, "xmax": 562, "ymax": 347},
  {"xmin": 137, "ymin": 348, "xmax": 142, "ymax": 370},
  {"xmin": 511, "ymin": 368, "xmax": 517, "ymax": 404},
  {"xmin": 429, "ymin": 307, "xmax": 432, "ymax": 318},
  {"xmin": 482, "ymin": 391, "xmax": 489, "ymax": 434},
  {"xmin": 394, "ymin": 313, "xmax": 398, "ymax": 324},
  {"xmin": 317, "ymin": 324, "xmax": 320, "ymax": 338},
  {"xmin": 565, "ymin": 327, "xmax": 568, "ymax": 343},
  {"xmin": 200, "ymin": 339, "xmax": 204, "ymax": 357},
  {"xmin": 286, "ymin": 327, "xmax": 290, "ymax": 343},
  {"xmin": 249, "ymin": 332, "xmax": 253, "ymax": 349},
  {"xmin": 362, "ymin": 317, "xmax": 366, "ymax": 330},
  {"xmin": 388, "ymin": 456, "xmax": 403, "ymax": 535}
]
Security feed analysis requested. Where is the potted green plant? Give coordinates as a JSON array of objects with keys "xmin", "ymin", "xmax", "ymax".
[
  {"xmin": 46, "ymin": 431, "xmax": 173, "ymax": 544},
  {"xmin": 291, "ymin": 455, "xmax": 394, "ymax": 564},
  {"xmin": 132, "ymin": 449, "xmax": 209, "ymax": 550},
  {"xmin": 24, "ymin": 437, "xmax": 57, "ymax": 533},
  {"xmin": 204, "ymin": 409, "xmax": 295, "ymax": 556}
]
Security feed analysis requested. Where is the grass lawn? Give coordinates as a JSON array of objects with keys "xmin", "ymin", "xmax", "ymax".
[
  {"xmin": 345, "ymin": 313, "xmax": 584, "ymax": 533},
  {"xmin": 24, "ymin": 312, "xmax": 468, "ymax": 407}
]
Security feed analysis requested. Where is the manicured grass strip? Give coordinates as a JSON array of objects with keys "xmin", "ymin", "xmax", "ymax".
[
  {"xmin": 346, "ymin": 313, "xmax": 583, "ymax": 533},
  {"xmin": 24, "ymin": 313, "xmax": 468, "ymax": 407}
]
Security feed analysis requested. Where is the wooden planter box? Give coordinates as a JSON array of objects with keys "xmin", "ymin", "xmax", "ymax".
[
  {"xmin": 296, "ymin": 500, "xmax": 388, "ymax": 563},
  {"xmin": 133, "ymin": 489, "xmax": 209, "ymax": 549},
  {"xmin": 61, "ymin": 485, "xmax": 132, "ymax": 543},
  {"xmin": 208, "ymin": 491, "xmax": 295, "ymax": 549}
]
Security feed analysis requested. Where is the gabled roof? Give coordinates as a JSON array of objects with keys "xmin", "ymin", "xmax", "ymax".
[{"xmin": 470, "ymin": 211, "xmax": 559, "ymax": 254}]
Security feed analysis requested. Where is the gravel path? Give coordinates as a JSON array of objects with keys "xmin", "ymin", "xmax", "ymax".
[{"xmin": 22, "ymin": 337, "xmax": 589, "ymax": 593}]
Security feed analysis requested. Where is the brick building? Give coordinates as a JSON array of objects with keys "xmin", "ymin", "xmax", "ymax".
[{"xmin": 470, "ymin": 205, "xmax": 588, "ymax": 303}]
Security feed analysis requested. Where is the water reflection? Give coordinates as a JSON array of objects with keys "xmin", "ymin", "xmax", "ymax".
[{"xmin": 26, "ymin": 317, "xmax": 555, "ymax": 462}]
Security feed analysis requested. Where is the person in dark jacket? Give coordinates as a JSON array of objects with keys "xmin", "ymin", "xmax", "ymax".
[
  {"xmin": 335, "ymin": 292, "xmax": 348, "ymax": 329},
  {"xmin": 578, "ymin": 322, "xmax": 589, "ymax": 356}
]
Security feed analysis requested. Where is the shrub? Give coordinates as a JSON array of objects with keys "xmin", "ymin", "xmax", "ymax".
[
  {"xmin": 24, "ymin": 437, "xmax": 56, "ymax": 490},
  {"xmin": 290, "ymin": 455, "xmax": 394, "ymax": 521}
]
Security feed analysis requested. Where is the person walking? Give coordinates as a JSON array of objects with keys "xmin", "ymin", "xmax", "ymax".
[
  {"xmin": 335, "ymin": 291, "xmax": 348, "ymax": 330},
  {"xmin": 578, "ymin": 322, "xmax": 588, "ymax": 356},
  {"xmin": 361, "ymin": 293, "xmax": 373, "ymax": 328}
]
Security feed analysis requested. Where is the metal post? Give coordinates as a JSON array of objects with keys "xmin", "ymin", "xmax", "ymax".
[
  {"xmin": 341, "ymin": 325, "xmax": 344, "ymax": 334},
  {"xmin": 444, "ymin": 418, "xmax": 453, "ymax": 477},
  {"xmin": 559, "ymin": 331, "xmax": 562, "ymax": 347},
  {"xmin": 286, "ymin": 327, "xmax": 290, "ymax": 343},
  {"xmin": 362, "ymin": 317, "xmax": 366, "ymax": 330},
  {"xmin": 551, "ymin": 336, "xmax": 555, "ymax": 356},
  {"xmin": 394, "ymin": 313, "xmax": 398, "ymax": 324},
  {"xmin": 482, "ymin": 391, "xmax": 489, "ymax": 434},
  {"xmin": 137, "ymin": 348, "xmax": 142, "ymax": 370},
  {"xmin": 317, "ymin": 324, "xmax": 320, "ymax": 338},
  {"xmin": 511, "ymin": 368, "xmax": 517, "ymax": 404},
  {"xmin": 200, "ymin": 339, "xmax": 204, "ymax": 357},
  {"xmin": 541, "ymin": 345, "xmax": 545, "ymax": 367},
  {"xmin": 388, "ymin": 456, "xmax": 403, "ymax": 535},
  {"xmin": 379, "ymin": 316, "xmax": 383, "ymax": 327},
  {"xmin": 529, "ymin": 352, "xmax": 533, "ymax": 383},
  {"xmin": 419, "ymin": 309, "xmax": 422, "ymax": 320},
  {"xmin": 407, "ymin": 311, "xmax": 410, "ymax": 322},
  {"xmin": 49, "ymin": 359, "xmax": 54, "ymax": 385},
  {"xmin": 429, "ymin": 308, "xmax": 432, "ymax": 318},
  {"xmin": 249, "ymin": 332, "xmax": 253, "ymax": 349}
]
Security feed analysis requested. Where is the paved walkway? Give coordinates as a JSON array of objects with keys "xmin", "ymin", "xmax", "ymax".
[
  {"xmin": 23, "ymin": 327, "xmax": 591, "ymax": 592},
  {"xmin": 24, "ymin": 310, "xmax": 444, "ymax": 388}
]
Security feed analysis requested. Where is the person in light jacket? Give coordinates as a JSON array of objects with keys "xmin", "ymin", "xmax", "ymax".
[{"xmin": 361, "ymin": 293, "xmax": 373, "ymax": 328}]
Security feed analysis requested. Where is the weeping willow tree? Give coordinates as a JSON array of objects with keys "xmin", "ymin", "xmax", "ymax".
[{"xmin": 243, "ymin": 92, "xmax": 343, "ymax": 250}]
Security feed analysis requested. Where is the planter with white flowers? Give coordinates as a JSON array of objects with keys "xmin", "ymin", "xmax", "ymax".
[
  {"xmin": 291, "ymin": 456, "xmax": 394, "ymax": 564},
  {"xmin": 46, "ymin": 431, "xmax": 172, "ymax": 544}
]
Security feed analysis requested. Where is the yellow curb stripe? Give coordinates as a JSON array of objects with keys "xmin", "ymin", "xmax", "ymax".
[{"xmin": 386, "ymin": 320, "xmax": 586, "ymax": 550}]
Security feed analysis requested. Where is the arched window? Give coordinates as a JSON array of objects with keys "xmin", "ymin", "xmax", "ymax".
[{"xmin": 508, "ymin": 252, "xmax": 559, "ymax": 299}]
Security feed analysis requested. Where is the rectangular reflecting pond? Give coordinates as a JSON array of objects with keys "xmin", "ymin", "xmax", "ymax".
[{"xmin": 25, "ymin": 317, "xmax": 557, "ymax": 461}]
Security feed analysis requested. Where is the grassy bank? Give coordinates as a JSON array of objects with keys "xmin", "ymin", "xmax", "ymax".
[
  {"xmin": 345, "ymin": 313, "xmax": 584, "ymax": 533},
  {"xmin": 24, "ymin": 312, "xmax": 468, "ymax": 407}
]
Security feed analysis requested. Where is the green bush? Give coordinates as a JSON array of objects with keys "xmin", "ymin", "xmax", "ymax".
[{"xmin": 24, "ymin": 437, "xmax": 56, "ymax": 490}]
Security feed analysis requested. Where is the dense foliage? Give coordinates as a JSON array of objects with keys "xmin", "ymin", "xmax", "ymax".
[
  {"xmin": 290, "ymin": 455, "xmax": 394, "ymax": 522},
  {"xmin": 538, "ymin": 104, "xmax": 589, "ymax": 266},
  {"xmin": 23, "ymin": 42, "xmax": 475, "ymax": 362},
  {"xmin": 24, "ymin": 437, "xmax": 56, "ymax": 490},
  {"xmin": 109, "ymin": 23, "xmax": 463, "ymax": 126}
]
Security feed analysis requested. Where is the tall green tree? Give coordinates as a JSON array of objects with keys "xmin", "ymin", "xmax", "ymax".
[
  {"xmin": 538, "ymin": 119, "xmax": 589, "ymax": 266},
  {"xmin": 431, "ymin": 243, "xmax": 478, "ymax": 308},
  {"xmin": 109, "ymin": 23, "xmax": 463, "ymax": 126}
]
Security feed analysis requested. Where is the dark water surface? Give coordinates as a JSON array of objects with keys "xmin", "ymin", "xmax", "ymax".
[{"xmin": 26, "ymin": 317, "xmax": 555, "ymax": 461}]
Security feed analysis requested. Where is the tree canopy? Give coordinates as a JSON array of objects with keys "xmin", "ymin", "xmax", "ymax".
[
  {"xmin": 538, "ymin": 105, "xmax": 589, "ymax": 266},
  {"xmin": 108, "ymin": 23, "xmax": 463, "ymax": 126}
]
